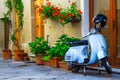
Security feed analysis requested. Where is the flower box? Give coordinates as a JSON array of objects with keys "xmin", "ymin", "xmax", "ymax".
[
  {"xmin": 49, "ymin": 57, "xmax": 64, "ymax": 68},
  {"xmin": 2, "ymin": 50, "xmax": 12, "ymax": 60},
  {"xmin": 58, "ymin": 61, "xmax": 68, "ymax": 70},
  {"xmin": 43, "ymin": 60, "xmax": 50, "ymax": 66},
  {"xmin": 14, "ymin": 50, "xmax": 24, "ymax": 61}
]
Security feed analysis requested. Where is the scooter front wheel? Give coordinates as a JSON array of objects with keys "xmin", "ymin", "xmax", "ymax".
[
  {"xmin": 101, "ymin": 58, "xmax": 112, "ymax": 74},
  {"xmin": 71, "ymin": 65, "xmax": 80, "ymax": 73}
]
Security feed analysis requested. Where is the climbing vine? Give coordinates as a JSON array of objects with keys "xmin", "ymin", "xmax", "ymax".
[
  {"xmin": 2, "ymin": 0, "xmax": 24, "ymax": 50},
  {"xmin": 3, "ymin": 0, "xmax": 24, "ymax": 31},
  {"xmin": 11, "ymin": 0, "xmax": 24, "ymax": 50},
  {"xmin": 14, "ymin": 0, "xmax": 24, "ymax": 30},
  {"xmin": 2, "ymin": 0, "xmax": 12, "ymax": 23}
]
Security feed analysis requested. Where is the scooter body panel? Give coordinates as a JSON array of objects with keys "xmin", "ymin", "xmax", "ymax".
[
  {"xmin": 87, "ymin": 33, "xmax": 107, "ymax": 65},
  {"xmin": 65, "ymin": 45, "xmax": 88, "ymax": 63},
  {"xmin": 97, "ymin": 50, "xmax": 107, "ymax": 59}
]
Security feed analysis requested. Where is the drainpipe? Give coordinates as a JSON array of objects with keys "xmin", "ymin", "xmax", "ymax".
[{"xmin": 80, "ymin": 0, "xmax": 90, "ymax": 37}]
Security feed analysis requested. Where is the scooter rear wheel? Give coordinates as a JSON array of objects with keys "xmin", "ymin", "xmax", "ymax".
[{"xmin": 101, "ymin": 58, "xmax": 112, "ymax": 74}]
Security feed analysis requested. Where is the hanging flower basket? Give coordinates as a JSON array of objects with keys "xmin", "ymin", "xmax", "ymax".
[
  {"xmin": 38, "ymin": 1, "xmax": 83, "ymax": 26},
  {"xmin": 69, "ymin": 16, "xmax": 81, "ymax": 22}
]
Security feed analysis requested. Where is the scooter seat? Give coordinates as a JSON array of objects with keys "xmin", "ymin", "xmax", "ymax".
[{"xmin": 69, "ymin": 40, "xmax": 88, "ymax": 47}]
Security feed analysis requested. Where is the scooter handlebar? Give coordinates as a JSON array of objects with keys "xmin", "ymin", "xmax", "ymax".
[
  {"xmin": 81, "ymin": 32, "xmax": 91, "ymax": 39},
  {"xmin": 81, "ymin": 28, "xmax": 97, "ymax": 39}
]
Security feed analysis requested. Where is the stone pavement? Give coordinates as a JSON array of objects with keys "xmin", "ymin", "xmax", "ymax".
[{"xmin": 0, "ymin": 59, "xmax": 120, "ymax": 80}]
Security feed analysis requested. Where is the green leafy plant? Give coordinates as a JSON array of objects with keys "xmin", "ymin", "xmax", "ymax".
[
  {"xmin": 2, "ymin": 0, "xmax": 24, "ymax": 50},
  {"xmin": 58, "ymin": 2, "xmax": 82, "ymax": 26},
  {"xmin": 28, "ymin": 37, "xmax": 50, "ymax": 56},
  {"xmin": 10, "ymin": 0, "xmax": 24, "ymax": 50},
  {"xmin": 2, "ymin": 0, "xmax": 12, "ymax": 23},
  {"xmin": 14, "ymin": 0, "xmax": 24, "ymax": 29},
  {"xmin": 38, "ymin": 1, "xmax": 82, "ymax": 26},
  {"xmin": 1, "ymin": 0, "xmax": 12, "ymax": 50},
  {"xmin": 48, "ymin": 34, "xmax": 80, "ymax": 58},
  {"xmin": 42, "ymin": 56, "xmax": 50, "ymax": 61}
]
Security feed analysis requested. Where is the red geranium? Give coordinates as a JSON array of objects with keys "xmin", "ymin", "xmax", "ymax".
[{"xmin": 38, "ymin": 0, "xmax": 82, "ymax": 26}]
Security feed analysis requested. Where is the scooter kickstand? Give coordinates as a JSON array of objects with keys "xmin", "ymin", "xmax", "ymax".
[
  {"xmin": 83, "ymin": 65, "xmax": 86, "ymax": 76},
  {"xmin": 97, "ymin": 62, "xmax": 102, "ymax": 74},
  {"xmin": 97, "ymin": 67, "xmax": 101, "ymax": 74}
]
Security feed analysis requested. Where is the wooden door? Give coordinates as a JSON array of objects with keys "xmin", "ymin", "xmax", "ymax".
[
  {"xmin": 112, "ymin": 0, "xmax": 120, "ymax": 67},
  {"xmin": 89, "ymin": 0, "xmax": 120, "ymax": 67},
  {"xmin": 34, "ymin": 0, "xmax": 44, "ymax": 38}
]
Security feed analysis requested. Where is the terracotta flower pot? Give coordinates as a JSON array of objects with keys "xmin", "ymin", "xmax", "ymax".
[
  {"xmin": 2, "ymin": 50, "xmax": 12, "ymax": 60},
  {"xmin": 14, "ymin": 50, "xmax": 24, "ymax": 61},
  {"xmin": 49, "ymin": 57, "xmax": 64, "ymax": 68},
  {"xmin": 36, "ymin": 54, "xmax": 43, "ymax": 65},
  {"xmin": 43, "ymin": 60, "xmax": 50, "ymax": 66},
  {"xmin": 58, "ymin": 62, "xmax": 68, "ymax": 70}
]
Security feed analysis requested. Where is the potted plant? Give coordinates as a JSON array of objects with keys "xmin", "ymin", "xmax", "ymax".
[
  {"xmin": 29, "ymin": 37, "xmax": 50, "ymax": 65},
  {"xmin": 2, "ymin": 49, "xmax": 12, "ymax": 60},
  {"xmin": 58, "ymin": 2, "xmax": 83, "ymax": 26},
  {"xmin": 58, "ymin": 60, "xmax": 68, "ymax": 70},
  {"xmin": 48, "ymin": 34, "xmax": 80, "ymax": 68},
  {"xmin": 2, "ymin": 0, "xmax": 12, "ymax": 60},
  {"xmin": 9, "ymin": 0, "xmax": 25, "ymax": 61},
  {"xmin": 42, "ymin": 55, "xmax": 50, "ymax": 66}
]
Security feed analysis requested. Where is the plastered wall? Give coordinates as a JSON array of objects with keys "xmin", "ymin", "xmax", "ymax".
[
  {"xmin": 0, "ymin": 0, "xmax": 5, "ymax": 18},
  {"xmin": 20, "ymin": 0, "xmax": 82, "ymax": 53},
  {"xmin": 0, "ymin": 0, "xmax": 6, "ymax": 55},
  {"xmin": 44, "ymin": 0, "xmax": 82, "ymax": 46},
  {"xmin": 6, "ymin": 0, "xmax": 82, "ymax": 54},
  {"xmin": 44, "ymin": 19, "xmax": 82, "ymax": 46},
  {"xmin": 0, "ymin": 20, "xmax": 5, "ymax": 54},
  {"xmin": 19, "ymin": 0, "xmax": 33, "ymax": 53},
  {"xmin": 0, "ymin": 0, "xmax": 82, "ymax": 54}
]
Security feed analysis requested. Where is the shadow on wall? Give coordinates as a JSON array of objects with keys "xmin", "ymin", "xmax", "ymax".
[
  {"xmin": 0, "ymin": 19, "xmax": 5, "ymax": 56},
  {"xmin": 0, "ymin": 49, "xmax": 2, "ymax": 58}
]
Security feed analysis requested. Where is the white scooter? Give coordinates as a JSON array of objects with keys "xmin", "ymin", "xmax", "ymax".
[{"xmin": 65, "ymin": 14, "xmax": 112, "ymax": 76}]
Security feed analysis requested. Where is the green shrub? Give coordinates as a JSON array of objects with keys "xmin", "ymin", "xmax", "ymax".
[
  {"xmin": 48, "ymin": 34, "xmax": 80, "ymax": 58},
  {"xmin": 29, "ymin": 37, "xmax": 50, "ymax": 56}
]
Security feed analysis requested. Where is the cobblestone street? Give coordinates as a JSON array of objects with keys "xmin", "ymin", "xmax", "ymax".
[{"xmin": 0, "ymin": 59, "xmax": 120, "ymax": 80}]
